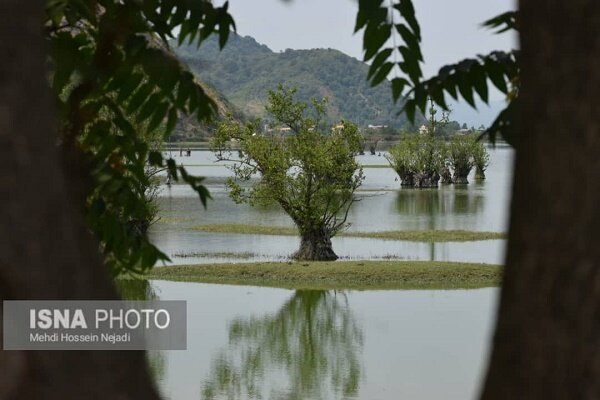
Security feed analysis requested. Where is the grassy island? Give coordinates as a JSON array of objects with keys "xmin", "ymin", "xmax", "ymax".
[
  {"xmin": 191, "ymin": 224, "xmax": 506, "ymax": 242},
  {"xmin": 146, "ymin": 261, "xmax": 502, "ymax": 290}
]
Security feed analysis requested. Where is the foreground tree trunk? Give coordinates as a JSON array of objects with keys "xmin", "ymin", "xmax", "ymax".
[
  {"xmin": 481, "ymin": 1, "xmax": 600, "ymax": 398},
  {"xmin": 0, "ymin": 3, "xmax": 160, "ymax": 399},
  {"xmin": 293, "ymin": 229, "xmax": 338, "ymax": 261}
]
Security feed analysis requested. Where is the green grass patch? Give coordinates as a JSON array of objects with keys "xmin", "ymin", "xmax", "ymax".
[
  {"xmin": 171, "ymin": 251, "xmax": 257, "ymax": 259},
  {"xmin": 146, "ymin": 261, "xmax": 502, "ymax": 290},
  {"xmin": 191, "ymin": 223, "xmax": 506, "ymax": 242}
]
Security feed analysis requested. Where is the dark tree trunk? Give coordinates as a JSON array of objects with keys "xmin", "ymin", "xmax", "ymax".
[
  {"xmin": 413, "ymin": 171, "xmax": 439, "ymax": 188},
  {"xmin": 293, "ymin": 229, "xmax": 338, "ymax": 261},
  {"xmin": 474, "ymin": 167, "xmax": 486, "ymax": 180},
  {"xmin": 481, "ymin": 1, "xmax": 600, "ymax": 398},
  {"xmin": 399, "ymin": 171, "xmax": 415, "ymax": 186},
  {"xmin": 452, "ymin": 167, "xmax": 471, "ymax": 184},
  {"xmin": 0, "ymin": 3, "xmax": 160, "ymax": 399},
  {"xmin": 440, "ymin": 166, "xmax": 453, "ymax": 184}
]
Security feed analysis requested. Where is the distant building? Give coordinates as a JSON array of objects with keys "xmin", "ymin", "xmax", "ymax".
[{"xmin": 367, "ymin": 124, "xmax": 388, "ymax": 129}]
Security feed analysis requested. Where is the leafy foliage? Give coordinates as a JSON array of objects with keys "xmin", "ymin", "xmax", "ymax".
[
  {"xmin": 386, "ymin": 134, "xmax": 446, "ymax": 188},
  {"xmin": 211, "ymin": 86, "xmax": 364, "ymax": 246},
  {"xmin": 472, "ymin": 139, "xmax": 491, "ymax": 179},
  {"xmin": 448, "ymin": 135, "xmax": 476, "ymax": 182},
  {"xmin": 174, "ymin": 34, "xmax": 426, "ymax": 129},
  {"xmin": 447, "ymin": 134, "xmax": 489, "ymax": 182},
  {"xmin": 355, "ymin": 0, "xmax": 519, "ymax": 145},
  {"xmin": 45, "ymin": 0, "xmax": 235, "ymax": 275}
]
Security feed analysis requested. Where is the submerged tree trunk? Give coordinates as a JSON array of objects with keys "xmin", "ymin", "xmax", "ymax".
[
  {"xmin": 452, "ymin": 168, "xmax": 470, "ymax": 184},
  {"xmin": 399, "ymin": 171, "xmax": 415, "ymax": 187},
  {"xmin": 0, "ymin": 3, "xmax": 160, "ymax": 399},
  {"xmin": 474, "ymin": 167, "xmax": 486, "ymax": 180},
  {"xmin": 481, "ymin": 1, "xmax": 600, "ymax": 398},
  {"xmin": 293, "ymin": 228, "xmax": 338, "ymax": 261},
  {"xmin": 440, "ymin": 166, "xmax": 453, "ymax": 184},
  {"xmin": 413, "ymin": 171, "xmax": 439, "ymax": 188}
]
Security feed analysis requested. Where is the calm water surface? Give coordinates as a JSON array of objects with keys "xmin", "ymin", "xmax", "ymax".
[
  {"xmin": 143, "ymin": 146, "xmax": 512, "ymax": 399},
  {"xmin": 143, "ymin": 281, "xmax": 498, "ymax": 400}
]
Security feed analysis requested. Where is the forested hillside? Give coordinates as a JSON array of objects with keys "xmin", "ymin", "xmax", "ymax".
[{"xmin": 173, "ymin": 34, "xmax": 424, "ymax": 129}]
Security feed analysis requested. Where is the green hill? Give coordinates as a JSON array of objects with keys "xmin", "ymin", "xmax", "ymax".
[{"xmin": 173, "ymin": 34, "xmax": 424, "ymax": 129}]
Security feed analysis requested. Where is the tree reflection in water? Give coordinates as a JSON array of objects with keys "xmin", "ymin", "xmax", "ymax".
[
  {"xmin": 394, "ymin": 187, "xmax": 485, "ymax": 216},
  {"xmin": 395, "ymin": 187, "xmax": 486, "ymax": 260},
  {"xmin": 202, "ymin": 290, "xmax": 363, "ymax": 400}
]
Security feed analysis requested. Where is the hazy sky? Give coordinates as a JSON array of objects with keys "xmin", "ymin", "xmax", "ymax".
[
  {"xmin": 212, "ymin": 0, "xmax": 517, "ymax": 123},
  {"xmin": 216, "ymin": 0, "xmax": 517, "ymax": 79}
]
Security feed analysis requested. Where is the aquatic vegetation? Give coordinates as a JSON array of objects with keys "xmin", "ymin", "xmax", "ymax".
[
  {"xmin": 473, "ymin": 140, "xmax": 491, "ymax": 180},
  {"xmin": 386, "ymin": 134, "xmax": 446, "ymax": 188},
  {"xmin": 448, "ymin": 135, "xmax": 476, "ymax": 184}
]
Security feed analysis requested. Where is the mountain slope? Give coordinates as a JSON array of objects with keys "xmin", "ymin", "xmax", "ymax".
[{"xmin": 173, "ymin": 34, "xmax": 423, "ymax": 128}]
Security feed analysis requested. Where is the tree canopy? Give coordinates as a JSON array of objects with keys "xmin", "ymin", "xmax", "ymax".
[
  {"xmin": 45, "ymin": 0, "xmax": 235, "ymax": 274},
  {"xmin": 212, "ymin": 86, "xmax": 364, "ymax": 260},
  {"xmin": 355, "ymin": 0, "xmax": 518, "ymax": 144}
]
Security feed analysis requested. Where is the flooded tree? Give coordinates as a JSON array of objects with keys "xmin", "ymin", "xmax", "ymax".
[
  {"xmin": 473, "ymin": 141, "xmax": 490, "ymax": 180},
  {"xmin": 448, "ymin": 135, "xmax": 477, "ymax": 184},
  {"xmin": 386, "ymin": 134, "xmax": 445, "ymax": 188},
  {"xmin": 447, "ymin": 135, "xmax": 489, "ymax": 183},
  {"xmin": 212, "ymin": 86, "xmax": 364, "ymax": 261}
]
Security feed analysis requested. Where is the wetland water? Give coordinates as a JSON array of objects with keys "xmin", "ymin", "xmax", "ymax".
[
  {"xmin": 150, "ymin": 146, "xmax": 513, "ymax": 265},
  {"xmin": 145, "ymin": 145, "xmax": 513, "ymax": 399},
  {"xmin": 145, "ymin": 281, "xmax": 498, "ymax": 400}
]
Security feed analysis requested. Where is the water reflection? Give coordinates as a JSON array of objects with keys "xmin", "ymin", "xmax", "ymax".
[
  {"xmin": 395, "ymin": 187, "xmax": 485, "ymax": 216},
  {"xmin": 201, "ymin": 290, "xmax": 363, "ymax": 400},
  {"xmin": 394, "ymin": 187, "xmax": 486, "ymax": 260}
]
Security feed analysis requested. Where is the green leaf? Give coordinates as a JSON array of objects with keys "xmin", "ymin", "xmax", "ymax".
[
  {"xmin": 395, "ymin": 0, "xmax": 421, "ymax": 40},
  {"xmin": 127, "ymin": 83, "xmax": 154, "ymax": 114},
  {"xmin": 136, "ymin": 92, "xmax": 163, "ymax": 123},
  {"xmin": 165, "ymin": 107, "xmax": 178, "ymax": 136},
  {"xmin": 470, "ymin": 63, "xmax": 489, "ymax": 103},
  {"xmin": 367, "ymin": 48, "xmax": 393, "ymax": 80},
  {"xmin": 147, "ymin": 102, "xmax": 169, "ymax": 132},
  {"xmin": 391, "ymin": 78, "xmax": 409, "ymax": 102},
  {"xmin": 403, "ymin": 98, "xmax": 417, "ymax": 123},
  {"xmin": 363, "ymin": 23, "xmax": 391, "ymax": 62},
  {"xmin": 484, "ymin": 58, "xmax": 509, "ymax": 94},
  {"xmin": 370, "ymin": 62, "xmax": 394, "ymax": 86},
  {"xmin": 482, "ymin": 11, "xmax": 518, "ymax": 34},
  {"xmin": 395, "ymin": 23, "xmax": 422, "ymax": 61},
  {"xmin": 458, "ymin": 75, "xmax": 476, "ymax": 108}
]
